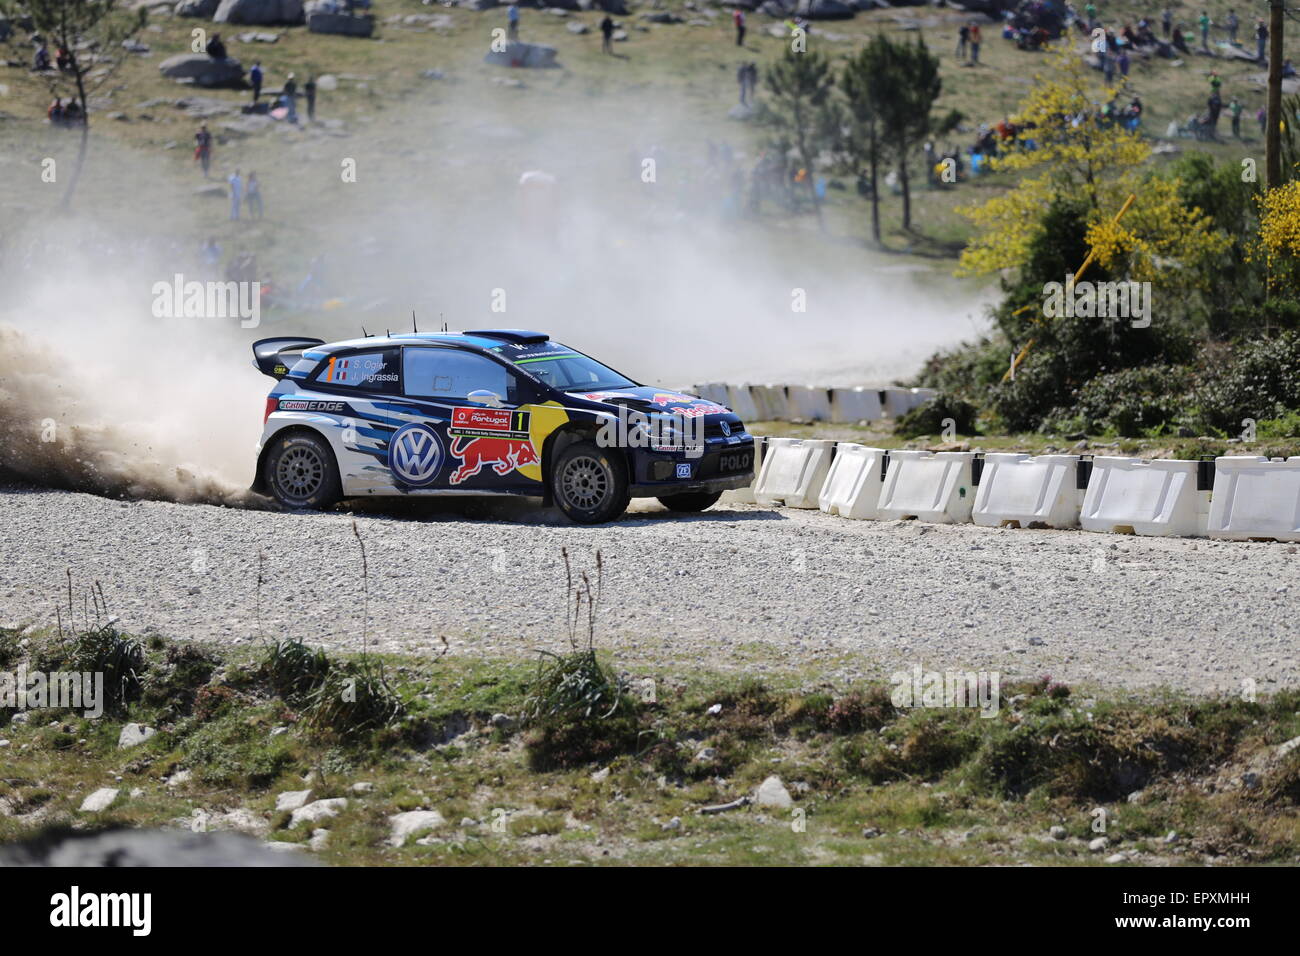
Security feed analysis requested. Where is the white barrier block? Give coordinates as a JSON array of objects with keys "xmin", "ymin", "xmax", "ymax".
[
  {"xmin": 1208, "ymin": 456, "xmax": 1300, "ymax": 541},
  {"xmin": 880, "ymin": 387, "xmax": 913, "ymax": 418},
  {"xmin": 830, "ymin": 387, "xmax": 884, "ymax": 424},
  {"xmin": 753, "ymin": 437, "xmax": 835, "ymax": 508},
  {"xmin": 973, "ymin": 454, "xmax": 1083, "ymax": 529},
  {"xmin": 724, "ymin": 384, "xmax": 759, "ymax": 423},
  {"xmin": 876, "ymin": 450, "xmax": 977, "ymax": 523},
  {"xmin": 819, "ymin": 443, "xmax": 886, "ymax": 519},
  {"xmin": 693, "ymin": 382, "xmax": 730, "ymax": 406},
  {"xmin": 749, "ymin": 385, "xmax": 790, "ymax": 421},
  {"xmin": 909, "ymin": 388, "xmax": 938, "ymax": 412},
  {"xmin": 786, "ymin": 385, "xmax": 832, "ymax": 421},
  {"xmin": 721, "ymin": 435, "xmax": 765, "ymax": 505},
  {"xmin": 1080, "ymin": 457, "xmax": 1209, "ymax": 537}
]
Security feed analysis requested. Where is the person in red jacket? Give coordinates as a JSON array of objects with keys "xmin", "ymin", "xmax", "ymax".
[{"xmin": 734, "ymin": 8, "xmax": 746, "ymax": 47}]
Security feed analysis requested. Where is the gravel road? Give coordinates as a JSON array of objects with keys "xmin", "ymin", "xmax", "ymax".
[{"xmin": 2, "ymin": 485, "xmax": 1298, "ymax": 695}]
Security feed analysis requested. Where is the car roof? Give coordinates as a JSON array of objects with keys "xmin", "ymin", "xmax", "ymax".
[{"xmin": 302, "ymin": 330, "xmax": 553, "ymax": 358}]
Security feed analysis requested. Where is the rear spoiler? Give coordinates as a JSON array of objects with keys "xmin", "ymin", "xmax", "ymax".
[{"xmin": 252, "ymin": 337, "xmax": 324, "ymax": 379}]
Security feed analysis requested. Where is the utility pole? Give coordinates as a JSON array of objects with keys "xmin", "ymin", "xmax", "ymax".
[{"xmin": 1265, "ymin": 0, "xmax": 1284, "ymax": 188}]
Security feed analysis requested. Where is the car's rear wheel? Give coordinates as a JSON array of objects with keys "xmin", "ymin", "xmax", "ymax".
[
  {"xmin": 657, "ymin": 491, "xmax": 723, "ymax": 513},
  {"xmin": 551, "ymin": 441, "xmax": 629, "ymax": 524},
  {"xmin": 264, "ymin": 431, "xmax": 341, "ymax": 510}
]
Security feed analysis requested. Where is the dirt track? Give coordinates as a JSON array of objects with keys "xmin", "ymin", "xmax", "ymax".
[{"xmin": 2, "ymin": 486, "xmax": 1297, "ymax": 695}]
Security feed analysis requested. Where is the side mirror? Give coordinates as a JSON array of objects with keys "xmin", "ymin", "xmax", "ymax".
[{"xmin": 467, "ymin": 389, "xmax": 503, "ymax": 407}]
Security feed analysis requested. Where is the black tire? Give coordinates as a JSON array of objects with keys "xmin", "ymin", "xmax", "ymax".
[
  {"xmin": 657, "ymin": 491, "xmax": 723, "ymax": 513},
  {"xmin": 263, "ymin": 431, "xmax": 342, "ymax": 510},
  {"xmin": 551, "ymin": 440, "xmax": 629, "ymax": 524}
]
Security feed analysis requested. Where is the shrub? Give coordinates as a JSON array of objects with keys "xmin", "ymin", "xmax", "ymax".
[
  {"xmin": 894, "ymin": 392, "xmax": 979, "ymax": 439},
  {"xmin": 1066, "ymin": 364, "xmax": 1192, "ymax": 436}
]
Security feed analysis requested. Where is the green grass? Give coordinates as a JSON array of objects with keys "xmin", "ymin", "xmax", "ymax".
[{"xmin": 2, "ymin": 625, "xmax": 1298, "ymax": 865}]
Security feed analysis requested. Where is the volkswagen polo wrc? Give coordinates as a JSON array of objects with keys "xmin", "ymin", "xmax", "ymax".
[{"xmin": 250, "ymin": 329, "xmax": 755, "ymax": 523}]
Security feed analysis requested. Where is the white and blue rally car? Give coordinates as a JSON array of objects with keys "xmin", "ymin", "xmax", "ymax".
[{"xmin": 251, "ymin": 329, "xmax": 755, "ymax": 523}]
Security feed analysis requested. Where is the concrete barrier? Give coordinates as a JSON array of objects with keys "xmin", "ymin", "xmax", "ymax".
[
  {"xmin": 724, "ymin": 384, "xmax": 759, "ymax": 423},
  {"xmin": 1080, "ymin": 457, "xmax": 1210, "ymax": 537},
  {"xmin": 880, "ymin": 387, "xmax": 913, "ymax": 418},
  {"xmin": 749, "ymin": 385, "xmax": 790, "ymax": 422},
  {"xmin": 830, "ymin": 387, "xmax": 885, "ymax": 423},
  {"xmin": 819, "ymin": 443, "xmax": 886, "ymax": 519},
  {"xmin": 973, "ymin": 454, "xmax": 1084, "ymax": 529},
  {"xmin": 1208, "ymin": 456, "xmax": 1300, "ymax": 541},
  {"xmin": 693, "ymin": 382, "xmax": 730, "ymax": 407},
  {"xmin": 876, "ymin": 450, "xmax": 977, "ymax": 523},
  {"xmin": 753, "ymin": 437, "xmax": 835, "ymax": 508},
  {"xmin": 721, "ymin": 435, "xmax": 766, "ymax": 505},
  {"xmin": 786, "ymin": 385, "xmax": 833, "ymax": 421}
]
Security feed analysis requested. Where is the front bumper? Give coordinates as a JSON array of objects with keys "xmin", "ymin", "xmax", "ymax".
[{"xmin": 627, "ymin": 438, "xmax": 755, "ymax": 497}]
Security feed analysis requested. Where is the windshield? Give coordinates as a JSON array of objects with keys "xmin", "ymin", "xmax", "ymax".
[{"xmin": 505, "ymin": 348, "xmax": 636, "ymax": 392}]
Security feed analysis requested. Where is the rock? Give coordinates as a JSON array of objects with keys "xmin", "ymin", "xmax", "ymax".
[
  {"xmin": 639, "ymin": 11, "xmax": 683, "ymax": 22},
  {"xmin": 1049, "ymin": 825, "xmax": 1067, "ymax": 840},
  {"xmin": 566, "ymin": 20, "xmax": 589, "ymax": 32},
  {"xmin": 1105, "ymin": 852, "xmax": 1126, "ymax": 863},
  {"xmin": 174, "ymin": 0, "xmax": 219, "ymax": 16},
  {"xmin": 307, "ymin": 9, "xmax": 375, "ymax": 36},
  {"xmin": 590, "ymin": 767, "xmax": 610, "ymax": 783},
  {"xmin": 289, "ymin": 798, "xmax": 347, "ymax": 828},
  {"xmin": 275, "ymin": 789, "xmax": 313, "ymax": 812},
  {"xmin": 483, "ymin": 41, "xmax": 559, "ymax": 68},
  {"xmin": 388, "ymin": 809, "xmax": 446, "ymax": 846},
  {"xmin": 754, "ymin": 775, "xmax": 793, "ymax": 809},
  {"xmin": 460, "ymin": 0, "xmax": 497, "ymax": 8},
  {"xmin": 195, "ymin": 183, "xmax": 227, "ymax": 198},
  {"xmin": 1242, "ymin": 771, "xmax": 1260, "ymax": 790},
  {"xmin": 612, "ymin": 29, "xmax": 627, "ymax": 40},
  {"xmin": 79, "ymin": 788, "xmax": 120, "ymax": 813},
  {"xmin": 1088, "ymin": 836, "xmax": 1109, "ymax": 852},
  {"xmin": 237, "ymin": 31, "xmax": 281, "ymax": 42},
  {"xmin": 662, "ymin": 816, "xmax": 682, "ymax": 831},
  {"xmin": 0, "ymin": 740, "xmax": 9, "ymax": 748},
  {"xmin": 420, "ymin": 68, "xmax": 445, "ymax": 80},
  {"xmin": 0, "ymin": 828, "xmax": 317, "ymax": 866},
  {"xmin": 1165, "ymin": 830, "xmax": 1179, "ymax": 844},
  {"xmin": 118, "ymin": 723, "xmax": 157, "ymax": 749},
  {"xmin": 315, "ymin": 74, "xmax": 338, "ymax": 91},
  {"xmin": 309, "ymin": 828, "xmax": 330, "ymax": 850},
  {"xmin": 350, "ymin": 782, "xmax": 375, "ymax": 794},
  {"xmin": 1276, "ymin": 735, "xmax": 1300, "ymax": 759},
  {"xmin": 695, "ymin": 747, "xmax": 717, "ymax": 762},
  {"xmin": 122, "ymin": 39, "xmax": 151, "ymax": 53},
  {"xmin": 165, "ymin": 769, "xmax": 192, "ymax": 787},
  {"xmin": 214, "ymin": 0, "xmax": 304, "ymax": 26},
  {"xmin": 799, "ymin": 0, "xmax": 855, "ymax": 17},
  {"xmin": 727, "ymin": 103, "xmax": 757, "ymax": 120},
  {"xmin": 490, "ymin": 713, "xmax": 514, "ymax": 729},
  {"xmin": 862, "ymin": 826, "xmax": 882, "ymax": 838},
  {"xmin": 158, "ymin": 53, "xmax": 244, "ymax": 88}
]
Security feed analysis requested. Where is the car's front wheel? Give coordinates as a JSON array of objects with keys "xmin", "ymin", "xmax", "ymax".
[
  {"xmin": 657, "ymin": 491, "xmax": 723, "ymax": 513},
  {"xmin": 551, "ymin": 441, "xmax": 629, "ymax": 524},
  {"xmin": 264, "ymin": 431, "xmax": 341, "ymax": 510}
]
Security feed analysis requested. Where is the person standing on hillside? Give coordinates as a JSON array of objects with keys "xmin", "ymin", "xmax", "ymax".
[
  {"xmin": 250, "ymin": 61, "xmax": 263, "ymax": 103},
  {"xmin": 1228, "ymin": 97, "xmax": 1242, "ymax": 138},
  {"xmin": 507, "ymin": 2, "xmax": 520, "ymax": 42},
  {"xmin": 734, "ymin": 8, "xmax": 746, "ymax": 47},
  {"xmin": 246, "ymin": 171, "xmax": 263, "ymax": 220},
  {"xmin": 600, "ymin": 14, "xmax": 614, "ymax": 54},
  {"xmin": 969, "ymin": 22, "xmax": 981, "ymax": 65},
  {"xmin": 956, "ymin": 23, "xmax": 969, "ymax": 60},
  {"xmin": 1198, "ymin": 11, "xmax": 1211, "ymax": 51},
  {"xmin": 283, "ymin": 72, "xmax": 298, "ymax": 123},
  {"xmin": 1161, "ymin": 7, "xmax": 1172, "ymax": 37},
  {"xmin": 1225, "ymin": 9, "xmax": 1239, "ymax": 44},
  {"xmin": 194, "ymin": 124, "xmax": 212, "ymax": 178},
  {"xmin": 305, "ymin": 76, "xmax": 317, "ymax": 121},
  {"xmin": 228, "ymin": 168, "xmax": 243, "ymax": 221}
]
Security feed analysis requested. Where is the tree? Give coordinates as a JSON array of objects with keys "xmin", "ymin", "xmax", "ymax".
[
  {"xmin": 0, "ymin": 0, "xmax": 146, "ymax": 209},
  {"xmin": 761, "ymin": 47, "xmax": 835, "ymax": 230},
  {"xmin": 840, "ymin": 41, "xmax": 887, "ymax": 243}
]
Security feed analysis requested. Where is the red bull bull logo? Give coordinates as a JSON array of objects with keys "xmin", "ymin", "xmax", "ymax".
[{"xmin": 449, "ymin": 435, "xmax": 540, "ymax": 484}]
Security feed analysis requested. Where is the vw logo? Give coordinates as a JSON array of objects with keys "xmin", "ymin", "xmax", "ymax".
[
  {"xmin": 720, "ymin": 421, "xmax": 731, "ymax": 437},
  {"xmin": 389, "ymin": 423, "xmax": 443, "ymax": 487}
]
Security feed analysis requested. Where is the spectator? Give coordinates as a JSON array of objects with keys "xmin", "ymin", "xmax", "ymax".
[
  {"xmin": 206, "ymin": 33, "xmax": 227, "ymax": 61},
  {"xmin": 246, "ymin": 172, "xmax": 263, "ymax": 220},
  {"xmin": 745, "ymin": 62, "xmax": 758, "ymax": 103},
  {"xmin": 737, "ymin": 62, "xmax": 749, "ymax": 105},
  {"xmin": 200, "ymin": 237, "xmax": 222, "ymax": 270},
  {"xmin": 970, "ymin": 22, "xmax": 981, "ymax": 65},
  {"xmin": 305, "ymin": 76, "xmax": 317, "ymax": 121},
  {"xmin": 228, "ymin": 168, "xmax": 243, "ymax": 221},
  {"xmin": 600, "ymin": 14, "xmax": 614, "ymax": 54},
  {"xmin": 734, "ymin": 8, "xmax": 746, "ymax": 47},
  {"xmin": 1161, "ymin": 7, "xmax": 1172, "ymax": 37},
  {"xmin": 1229, "ymin": 97, "xmax": 1242, "ymax": 138},
  {"xmin": 1209, "ymin": 71, "xmax": 1222, "ymax": 94},
  {"xmin": 1257, "ymin": 105, "xmax": 1267, "ymax": 135},
  {"xmin": 1085, "ymin": 1, "xmax": 1097, "ymax": 29},
  {"xmin": 56, "ymin": 46, "xmax": 71, "ymax": 71},
  {"xmin": 250, "ymin": 61, "xmax": 263, "ymax": 103},
  {"xmin": 507, "ymin": 2, "xmax": 520, "ymax": 42},
  {"xmin": 1225, "ymin": 10, "xmax": 1239, "ymax": 44},
  {"xmin": 283, "ymin": 73, "xmax": 298, "ymax": 123},
  {"xmin": 33, "ymin": 43, "xmax": 51, "ymax": 71},
  {"xmin": 1198, "ymin": 11, "xmax": 1211, "ymax": 51},
  {"xmin": 1256, "ymin": 19, "xmax": 1267, "ymax": 63},
  {"xmin": 956, "ymin": 23, "xmax": 969, "ymax": 60},
  {"xmin": 47, "ymin": 97, "xmax": 63, "ymax": 125},
  {"xmin": 1207, "ymin": 91, "xmax": 1222, "ymax": 137},
  {"xmin": 62, "ymin": 98, "xmax": 81, "ymax": 123},
  {"xmin": 195, "ymin": 123, "xmax": 213, "ymax": 178},
  {"xmin": 1118, "ymin": 49, "xmax": 1130, "ymax": 77}
]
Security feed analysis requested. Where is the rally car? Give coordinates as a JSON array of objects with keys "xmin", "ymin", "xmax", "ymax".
[{"xmin": 250, "ymin": 329, "xmax": 754, "ymax": 524}]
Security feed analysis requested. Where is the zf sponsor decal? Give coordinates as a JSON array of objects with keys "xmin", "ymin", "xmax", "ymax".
[
  {"xmin": 449, "ymin": 406, "xmax": 531, "ymax": 441},
  {"xmin": 675, "ymin": 462, "xmax": 693, "ymax": 479},
  {"xmin": 389, "ymin": 423, "xmax": 444, "ymax": 487},
  {"xmin": 278, "ymin": 399, "xmax": 348, "ymax": 412}
]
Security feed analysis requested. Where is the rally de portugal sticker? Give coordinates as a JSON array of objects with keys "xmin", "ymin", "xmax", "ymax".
[{"xmin": 388, "ymin": 423, "xmax": 444, "ymax": 487}]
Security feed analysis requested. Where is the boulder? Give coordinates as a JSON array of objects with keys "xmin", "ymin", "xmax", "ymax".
[
  {"xmin": 483, "ymin": 41, "xmax": 559, "ymax": 68},
  {"xmin": 174, "ymin": 0, "xmax": 219, "ymax": 15},
  {"xmin": 388, "ymin": 810, "xmax": 446, "ymax": 846},
  {"xmin": 460, "ymin": 0, "xmax": 497, "ymax": 8},
  {"xmin": 799, "ymin": 0, "xmax": 854, "ymax": 17},
  {"xmin": 159, "ymin": 53, "xmax": 245, "ymax": 88},
  {"xmin": 566, "ymin": 20, "xmax": 588, "ymax": 32},
  {"xmin": 754, "ymin": 775, "xmax": 793, "ymax": 809},
  {"xmin": 214, "ymin": 0, "xmax": 305, "ymax": 26},
  {"xmin": 117, "ymin": 723, "xmax": 157, "ymax": 749},
  {"xmin": 79, "ymin": 788, "xmax": 120, "ymax": 813},
  {"xmin": 289, "ymin": 797, "xmax": 348, "ymax": 828},
  {"xmin": 307, "ymin": 10, "xmax": 375, "ymax": 35}
]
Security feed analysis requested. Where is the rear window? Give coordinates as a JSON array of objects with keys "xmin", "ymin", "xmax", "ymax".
[{"xmin": 310, "ymin": 349, "xmax": 400, "ymax": 392}]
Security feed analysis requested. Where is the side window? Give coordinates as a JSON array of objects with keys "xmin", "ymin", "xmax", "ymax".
[
  {"xmin": 313, "ymin": 349, "xmax": 399, "ymax": 392},
  {"xmin": 403, "ymin": 349, "xmax": 519, "ymax": 402}
]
